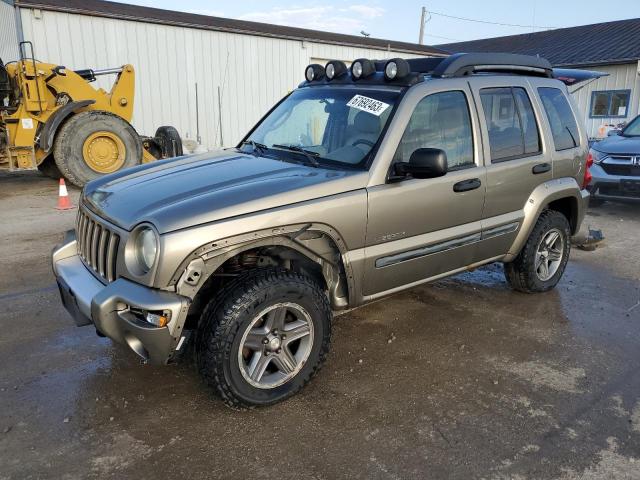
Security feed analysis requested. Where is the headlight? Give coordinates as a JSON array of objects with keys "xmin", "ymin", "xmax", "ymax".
[
  {"xmin": 350, "ymin": 58, "xmax": 375, "ymax": 80},
  {"xmin": 305, "ymin": 64, "xmax": 324, "ymax": 82},
  {"xmin": 325, "ymin": 60, "xmax": 347, "ymax": 80},
  {"xmin": 384, "ymin": 58, "xmax": 410, "ymax": 81},
  {"xmin": 134, "ymin": 227, "xmax": 158, "ymax": 272},
  {"xmin": 589, "ymin": 148, "xmax": 608, "ymax": 164}
]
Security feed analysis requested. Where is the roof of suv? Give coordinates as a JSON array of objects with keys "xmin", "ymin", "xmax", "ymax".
[{"xmin": 302, "ymin": 53, "xmax": 601, "ymax": 88}]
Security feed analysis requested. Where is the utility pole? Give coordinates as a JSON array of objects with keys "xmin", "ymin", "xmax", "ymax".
[{"xmin": 418, "ymin": 6, "xmax": 427, "ymax": 45}]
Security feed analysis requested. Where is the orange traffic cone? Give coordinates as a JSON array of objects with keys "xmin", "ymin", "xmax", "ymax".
[{"xmin": 56, "ymin": 178, "xmax": 74, "ymax": 210}]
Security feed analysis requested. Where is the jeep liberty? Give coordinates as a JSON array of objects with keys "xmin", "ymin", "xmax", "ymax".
[{"xmin": 53, "ymin": 53, "xmax": 595, "ymax": 408}]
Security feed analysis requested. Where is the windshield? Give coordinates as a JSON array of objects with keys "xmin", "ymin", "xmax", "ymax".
[
  {"xmin": 243, "ymin": 87, "xmax": 400, "ymax": 168},
  {"xmin": 622, "ymin": 115, "xmax": 640, "ymax": 136}
]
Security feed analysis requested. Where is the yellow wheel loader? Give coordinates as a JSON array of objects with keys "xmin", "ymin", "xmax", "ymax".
[{"xmin": 0, "ymin": 42, "xmax": 182, "ymax": 186}]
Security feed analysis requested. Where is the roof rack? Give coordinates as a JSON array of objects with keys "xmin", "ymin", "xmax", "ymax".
[{"xmin": 429, "ymin": 53, "xmax": 553, "ymax": 78}]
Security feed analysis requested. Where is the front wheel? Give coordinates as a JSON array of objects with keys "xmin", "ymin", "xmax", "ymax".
[
  {"xmin": 196, "ymin": 268, "xmax": 331, "ymax": 409},
  {"xmin": 504, "ymin": 210, "xmax": 571, "ymax": 293}
]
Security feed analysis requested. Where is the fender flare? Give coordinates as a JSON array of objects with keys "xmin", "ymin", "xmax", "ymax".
[
  {"xmin": 503, "ymin": 177, "xmax": 586, "ymax": 262},
  {"xmin": 172, "ymin": 224, "xmax": 354, "ymax": 309},
  {"xmin": 38, "ymin": 99, "xmax": 96, "ymax": 152}
]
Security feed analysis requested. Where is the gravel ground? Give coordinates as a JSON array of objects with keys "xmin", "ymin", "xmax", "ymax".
[{"xmin": 0, "ymin": 171, "xmax": 639, "ymax": 479}]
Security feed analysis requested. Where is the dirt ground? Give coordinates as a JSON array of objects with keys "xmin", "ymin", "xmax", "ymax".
[{"xmin": 1, "ymin": 171, "xmax": 639, "ymax": 480}]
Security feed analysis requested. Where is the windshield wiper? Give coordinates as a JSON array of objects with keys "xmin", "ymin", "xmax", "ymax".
[
  {"xmin": 240, "ymin": 140, "xmax": 268, "ymax": 156},
  {"xmin": 271, "ymin": 144, "xmax": 320, "ymax": 167}
]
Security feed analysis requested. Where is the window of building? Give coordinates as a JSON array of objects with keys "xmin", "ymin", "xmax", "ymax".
[
  {"xmin": 394, "ymin": 90, "xmax": 475, "ymax": 170},
  {"xmin": 589, "ymin": 90, "xmax": 631, "ymax": 118},
  {"xmin": 479, "ymin": 87, "xmax": 541, "ymax": 162},
  {"xmin": 538, "ymin": 87, "xmax": 580, "ymax": 151}
]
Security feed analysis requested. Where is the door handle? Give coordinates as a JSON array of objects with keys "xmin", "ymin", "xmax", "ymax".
[
  {"xmin": 453, "ymin": 178, "xmax": 481, "ymax": 192},
  {"xmin": 532, "ymin": 163, "xmax": 551, "ymax": 174}
]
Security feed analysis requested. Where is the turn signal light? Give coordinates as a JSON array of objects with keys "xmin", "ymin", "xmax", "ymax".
[{"xmin": 145, "ymin": 312, "xmax": 169, "ymax": 328}]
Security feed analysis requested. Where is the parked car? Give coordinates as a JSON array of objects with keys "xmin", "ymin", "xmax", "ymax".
[
  {"xmin": 589, "ymin": 114, "xmax": 640, "ymax": 204},
  {"xmin": 52, "ymin": 53, "xmax": 593, "ymax": 409}
]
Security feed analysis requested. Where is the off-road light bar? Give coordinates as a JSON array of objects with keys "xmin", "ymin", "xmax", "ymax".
[
  {"xmin": 305, "ymin": 64, "xmax": 325, "ymax": 82},
  {"xmin": 350, "ymin": 58, "xmax": 376, "ymax": 80},
  {"xmin": 325, "ymin": 60, "xmax": 348, "ymax": 80},
  {"xmin": 384, "ymin": 58, "xmax": 410, "ymax": 81}
]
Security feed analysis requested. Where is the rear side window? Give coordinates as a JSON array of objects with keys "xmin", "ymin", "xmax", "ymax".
[
  {"xmin": 394, "ymin": 90, "xmax": 474, "ymax": 170},
  {"xmin": 538, "ymin": 87, "xmax": 580, "ymax": 151},
  {"xmin": 480, "ymin": 87, "xmax": 541, "ymax": 162}
]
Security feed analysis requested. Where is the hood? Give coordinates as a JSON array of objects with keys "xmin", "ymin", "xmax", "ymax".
[
  {"xmin": 592, "ymin": 134, "xmax": 640, "ymax": 155},
  {"xmin": 83, "ymin": 150, "xmax": 367, "ymax": 233}
]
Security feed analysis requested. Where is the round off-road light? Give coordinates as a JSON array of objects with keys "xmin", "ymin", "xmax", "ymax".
[
  {"xmin": 384, "ymin": 58, "xmax": 410, "ymax": 81},
  {"xmin": 350, "ymin": 58, "xmax": 375, "ymax": 80},
  {"xmin": 305, "ymin": 64, "xmax": 324, "ymax": 82},
  {"xmin": 325, "ymin": 60, "xmax": 347, "ymax": 80}
]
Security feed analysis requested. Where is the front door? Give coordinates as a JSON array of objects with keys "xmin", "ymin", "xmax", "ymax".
[{"xmin": 363, "ymin": 86, "xmax": 486, "ymax": 298}]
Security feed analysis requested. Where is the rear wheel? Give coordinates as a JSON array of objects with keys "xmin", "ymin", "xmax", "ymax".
[
  {"xmin": 154, "ymin": 126, "xmax": 183, "ymax": 158},
  {"xmin": 504, "ymin": 210, "xmax": 571, "ymax": 293},
  {"xmin": 196, "ymin": 268, "xmax": 331, "ymax": 409},
  {"xmin": 53, "ymin": 111, "xmax": 142, "ymax": 186}
]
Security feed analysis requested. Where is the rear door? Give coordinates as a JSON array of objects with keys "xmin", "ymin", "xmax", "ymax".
[{"xmin": 469, "ymin": 77, "xmax": 552, "ymax": 258}]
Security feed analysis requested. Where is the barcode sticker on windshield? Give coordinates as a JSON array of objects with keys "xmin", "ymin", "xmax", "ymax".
[{"xmin": 346, "ymin": 95, "xmax": 390, "ymax": 116}]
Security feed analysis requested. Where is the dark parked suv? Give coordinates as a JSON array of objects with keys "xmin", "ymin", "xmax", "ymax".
[{"xmin": 589, "ymin": 114, "xmax": 640, "ymax": 203}]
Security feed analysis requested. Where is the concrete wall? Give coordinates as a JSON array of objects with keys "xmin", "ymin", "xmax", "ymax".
[
  {"xmin": 0, "ymin": 1, "xmax": 20, "ymax": 62},
  {"xmin": 570, "ymin": 62, "xmax": 640, "ymax": 139},
  {"xmin": 19, "ymin": 7, "xmax": 426, "ymax": 149}
]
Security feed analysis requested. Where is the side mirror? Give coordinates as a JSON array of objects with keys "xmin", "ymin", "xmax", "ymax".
[{"xmin": 393, "ymin": 148, "xmax": 448, "ymax": 180}]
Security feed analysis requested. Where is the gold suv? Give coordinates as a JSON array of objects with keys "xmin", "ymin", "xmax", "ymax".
[{"xmin": 53, "ymin": 53, "xmax": 594, "ymax": 408}]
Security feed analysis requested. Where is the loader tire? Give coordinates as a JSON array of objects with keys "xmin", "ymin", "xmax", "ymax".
[
  {"xmin": 155, "ymin": 125, "xmax": 183, "ymax": 158},
  {"xmin": 53, "ymin": 111, "xmax": 142, "ymax": 187}
]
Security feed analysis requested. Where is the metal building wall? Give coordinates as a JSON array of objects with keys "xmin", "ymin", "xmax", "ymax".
[
  {"xmin": 570, "ymin": 63, "xmax": 640, "ymax": 138},
  {"xmin": 19, "ymin": 7, "xmax": 425, "ymax": 149},
  {"xmin": 0, "ymin": 1, "xmax": 20, "ymax": 62}
]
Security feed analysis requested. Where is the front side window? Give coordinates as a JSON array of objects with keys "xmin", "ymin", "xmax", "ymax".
[
  {"xmin": 246, "ymin": 87, "xmax": 399, "ymax": 168},
  {"xmin": 480, "ymin": 87, "xmax": 541, "ymax": 162},
  {"xmin": 590, "ymin": 90, "xmax": 630, "ymax": 118},
  {"xmin": 394, "ymin": 90, "xmax": 474, "ymax": 170},
  {"xmin": 538, "ymin": 87, "xmax": 580, "ymax": 151}
]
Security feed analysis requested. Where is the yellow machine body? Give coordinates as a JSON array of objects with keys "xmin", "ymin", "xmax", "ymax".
[{"xmin": 0, "ymin": 60, "xmax": 138, "ymax": 170}]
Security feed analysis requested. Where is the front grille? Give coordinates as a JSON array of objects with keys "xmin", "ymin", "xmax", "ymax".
[
  {"xmin": 76, "ymin": 207, "xmax": 120, "ymax": 283},
  {"xmin": 601, "ymin": 163, "xmax": 640, "ymax": 176}
]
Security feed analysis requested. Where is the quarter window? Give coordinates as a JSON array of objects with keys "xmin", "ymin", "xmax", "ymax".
[
  {"xmin": 590, "ymin": 90, "xmax": 630, "ymax": 118},
  {"xmin": 538, "ymin": 87, "xmax": 580, "ymax": 151},
  {"xmin": 479, "ymin": 87, "xmax": 541, "ymax": 162},
  {"xmin": 394, "ymin": 91, "xmax": 474, "ymax": 170}
]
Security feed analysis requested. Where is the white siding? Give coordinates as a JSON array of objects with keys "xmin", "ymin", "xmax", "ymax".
[
  {"xmin": 0, "ymin": 1, "xmax": 19, "ymax": 62},
  {"xmin": 569, "ymin": 63, "xmax": 640, "ymax": 138},
  {"xmin": 20, "ymin": 8, "xmax": 427, "ymax": 148}
]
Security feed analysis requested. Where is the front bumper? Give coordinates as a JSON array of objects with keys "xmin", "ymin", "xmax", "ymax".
[
  {"xmin": 589, "ymin": 163, "xmax": 640, "ymax": 202},
  {"xmin": 52, "ymin": 230, "xmax": 190, "ymax": 364}
]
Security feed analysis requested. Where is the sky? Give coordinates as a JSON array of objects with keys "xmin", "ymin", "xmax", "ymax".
[{"xmin": 125, "ymin": 0, "xmax": 640, "ymax": 45}]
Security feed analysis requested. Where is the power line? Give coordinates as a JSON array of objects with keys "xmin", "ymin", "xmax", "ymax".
[
  {"xmin": 428, "ymin": 10, "xmax": 556, "ymax": 30},
  {"xmin": 425, "ymin": 33, "xmax": 462, "ymax": 41}
]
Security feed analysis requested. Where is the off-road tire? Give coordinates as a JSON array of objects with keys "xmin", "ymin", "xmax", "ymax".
[
  {"xmin": 196, "ymin": 268, "xmax": 331, "ymax": 409},
  {"xmin": 154, "ymin": 125, "xmax": 183, "ymax": 158},
  {"xmin": 504, "ymin": 210, "xmax": 571, "ymax": 293},
  {"xmin": 53, "ymin": 111, "xmax": 142, "ymax": 187},
  {"xmin": 37, "ymin": 156, "xmax": 62, "ymax": 179}
]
